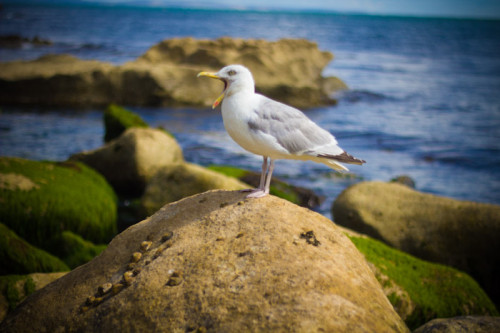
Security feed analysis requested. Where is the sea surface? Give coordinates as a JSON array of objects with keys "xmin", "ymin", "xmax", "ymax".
[{"xmin": 1, "ymin": 4, "xmax": 500, "ymax": 217}]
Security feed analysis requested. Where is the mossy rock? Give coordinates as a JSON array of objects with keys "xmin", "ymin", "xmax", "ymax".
[
  {"xmin": 104, "ymin": 104, "xmax": 148, "ymax": 142},
  {"xmin": 348, "ymin": 235, "xmax": 498, "ymax": 330},
  {"xmin": 208, "ymin": 165, "xmax": 323, "ymax": 209},
  {"xmin": 0, "ymin": 272, "xmax": 67, "ymax": 321},
  {"xmin": 54, "ymin": 231, "xmax": 107, "ymax": 269},
  {"xmin": 0, "ymin": 157, "xmax": 117, "ymax": 255},
  {"xmin": 0, "ymin": 223, "xmax": 69, "ymax": 275}
]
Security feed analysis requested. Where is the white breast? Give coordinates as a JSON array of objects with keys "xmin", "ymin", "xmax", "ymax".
[{"xmin": 221, "ymin": 93, "xmax": 286, "ymax": 158}]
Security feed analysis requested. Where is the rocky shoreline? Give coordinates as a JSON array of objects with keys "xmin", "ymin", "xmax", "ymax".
[
  {"xmin": 0, "ymin": 37, "xmax": 347, "ymax": 109},
  {"xmin": 0, "ymin": 35, "xmax": 499, "ymax": 332},
  {"xmin": 1, "ymin": 104, "xmax": 499, "ymax": 331}
]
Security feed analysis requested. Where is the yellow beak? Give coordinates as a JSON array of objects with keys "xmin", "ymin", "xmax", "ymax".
[{"xmin": 197, "ymin": 71, "xmax": 225, "ymax": 109}]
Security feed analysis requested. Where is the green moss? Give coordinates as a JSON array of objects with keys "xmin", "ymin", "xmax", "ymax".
[
  {"xmin": 0, "ymin": 223, "xmax": 69, "ymax": 275},
  {"xmin": 24, "ymin": 276, "xmax": 36, "ymax": 295},
  {"xmin": 207, "ymin": 165, "xmax": 249, "ymax": 179},
  {"xmin": 104, "ymin": 104, "xmax": 149, "ymax": 142},
  {"xmin": 0, "ymin": 157, "xmax": 117, "ymax": 257},
  {"xmin": 55, "ymin": 231, "xmax": 107, "ymax": 269},
  {"xmin": 0, "ymin": 275, "xmax": 40, "ymax": 311},
  {"xmin": 1, "ymin": 275, "xmax": 24, "ymax": 310},
  {"xmin": 348, "ymin": 235, "xmax": 498, "ymax": 329}
]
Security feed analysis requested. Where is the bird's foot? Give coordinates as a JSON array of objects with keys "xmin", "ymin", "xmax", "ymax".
[
  {"xmin": 239, "ymin": 189, "xmax": 255, "ymax": 193},
  {"xmin": 245, "ymin": 189, "xmax": 268, "ymax": 198}
]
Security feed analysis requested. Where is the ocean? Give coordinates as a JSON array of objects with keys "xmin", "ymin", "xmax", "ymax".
[{"xmin": 1, "ymin": 4, "xmax": 500, "ymax": 217}]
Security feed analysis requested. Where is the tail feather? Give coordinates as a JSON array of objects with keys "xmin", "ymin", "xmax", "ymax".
[{"xmin": 324, "ymin": 159, "xmax": 350, "ymax": 172}]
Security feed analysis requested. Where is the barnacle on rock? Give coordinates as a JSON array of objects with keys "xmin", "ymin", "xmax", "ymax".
[
  {"xmin": 131, "ymin": 252, "xmax": 142, "ymax": 263},
  {"xmin": 140, "ymin": 241, "xmax": 152, "ymax": 252},
  {"xmin": 123, "ymin": 271, "xmax": 134, "ymax": 285},
  {"xmin": 98, "ymin": 282, "xmax": 112, "ymax": 296}
]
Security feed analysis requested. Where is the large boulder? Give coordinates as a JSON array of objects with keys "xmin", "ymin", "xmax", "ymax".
[
  {"xmin": 0, "ymin": 38, "xmax": 347, "ymax": 109},
  {"xmin": 0, "ymin": 191, "xmax": 408, "ymax": 332},
  {"xmin": 141, "ymin": 163, "xmax": 248, "ymax": 215},
  {"xmin": 70, "ymin": 127, "xmax": 184, "ymax": 196},
  {"xmin": 332, "ymin": 181, "xmax": 500, "ymax": 307},
  {"xmin": 137, "ymin": 37, "xmax": 347, "ymax": 108},
  {"xmin": 413, "ymin": 316, "xmax": 500, "ymax": 333}
]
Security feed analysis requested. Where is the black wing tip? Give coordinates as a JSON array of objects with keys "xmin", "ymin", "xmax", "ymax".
[{"xmin": 318, "ymin": 152, "xmax": 366, "ymax": 165}]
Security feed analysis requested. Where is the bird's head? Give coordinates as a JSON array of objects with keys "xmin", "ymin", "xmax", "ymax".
[{"xmin": 198, "ymin": 64, "xmax": 255, "ymax": 109}]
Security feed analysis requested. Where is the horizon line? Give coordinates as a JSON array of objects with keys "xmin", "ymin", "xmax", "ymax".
[{"xmin": 3, "ymin": 1, "xmax": 500, "ymax": 21}]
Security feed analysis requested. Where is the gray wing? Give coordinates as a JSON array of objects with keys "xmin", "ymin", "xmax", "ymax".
[{"xmin": 248, "ymin": 95, "xmax": 340, "ymax": 155}]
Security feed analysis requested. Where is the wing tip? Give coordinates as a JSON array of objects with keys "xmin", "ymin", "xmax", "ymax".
[{"xmin": 318, "ymin": 152, "xmax": 366, "ymax": 165}]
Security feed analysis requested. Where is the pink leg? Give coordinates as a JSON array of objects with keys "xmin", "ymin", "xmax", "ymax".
[
  {"xmin": 247, "ymin": 158, "xmax": 274, "ymax": 198},
  {"xmin": 240, "ymin": 157, "xmax": 268, "ymax": 194}
]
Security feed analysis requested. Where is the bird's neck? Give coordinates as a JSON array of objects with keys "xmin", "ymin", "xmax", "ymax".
[{"xmin": 226, "ymin": 83, "xmax": 254, "ymax": 99}]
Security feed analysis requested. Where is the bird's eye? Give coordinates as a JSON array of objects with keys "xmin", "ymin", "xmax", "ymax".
[{"xmin": 228, "ymin": 70, "xmax": 237, "ymax": 76}]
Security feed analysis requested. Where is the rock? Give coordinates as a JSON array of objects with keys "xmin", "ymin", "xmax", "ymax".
[
  {"xmin": 0, "ymin": 191, "xmax": 408, "ymax": 332},
  {"xmin": 0, "ymin": 223, "xmax": 69, "ymax": 275},
  {"xmin": 0, "ymin": 54, "xmax": 115, "ymax": 106},
  {"xmin": 413, "ymin": 316, "xmax": 500, "ymax": 333},
  {"xmin": 0, "ymin": 35, "xmax": 52, "ymax": 48},
  {"xmin": 70, "ymin": 128, "xmax": 184, "ymax": 196},
  {"xmin": 140, "ymin": 163, "xmax": 248, "ymax": 215},
  {"xmin": 0, "ymin": 157, "xmax": 117, "ymax": 255},
  {"xmin": 138, "ymin": 37, "xmax": 346, "ymax": 108},
  {"xmin": 346, "ymin": 233, "xmax": 498, "ymax": 330},
  {"xmin": 0, "ymin": 38, "xmax": 346, "ymax": 108},
  {"xmin": 0, "ymin": 272, "xmax": 67, "ymax": 322},
  {"xmin": 332, "ymin": 181, "xmax": 500, "ymax": 307},
  {"xmin": 103, "ymin": 104, "xmax": 149, "ymax": 142},
  {"xmin": 208, "ymin": 165, "xmax": 324, "ymax": 209}
]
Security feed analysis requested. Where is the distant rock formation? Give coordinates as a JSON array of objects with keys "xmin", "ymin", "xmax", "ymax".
[
  {"xmin": 0, "ymin": 38, "xmax": 347, "ymax": 108},
  {"xmin": 332, "ymin": 181, "xmax": 500, "ymax": 307},
  {"xmin": 0, "ymin": 35, "xmax": 52, "ymax": 48},
  {"xmin": 0, "ymin": 191, "xmax": 408, "ymax": 332}
]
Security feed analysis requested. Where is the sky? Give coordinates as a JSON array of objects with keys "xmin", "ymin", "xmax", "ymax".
[{"xmin": 11, "ymin": 0, "xmax": 500, "ymax": 18}]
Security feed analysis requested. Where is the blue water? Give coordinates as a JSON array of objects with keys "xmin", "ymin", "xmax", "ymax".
[{"xmin": 1, "ymin": 4, "xmax": 500, "ymax": 217}]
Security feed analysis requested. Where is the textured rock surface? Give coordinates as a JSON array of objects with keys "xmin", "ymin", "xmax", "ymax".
[
  {"xmin": 413, "ymin": 316, "xmax": 500, "ymax": 333},
  {"xmin": 70, "ymin": 127, "xmax": 184, "ymax": 196},
  {"xmin": 0, "ymin": 38, "xmax": 347, "ymax": 108},
  {"xmin": 332, "ymin": 181, "xmax": 500, "ymax": 307},
  {"xmin": 1, "ymin": 191, "xmax": 408, "ymax": 332},
  {"xmin": 141, "ymin": 163, "xmax": 248, "ymax": 215}
]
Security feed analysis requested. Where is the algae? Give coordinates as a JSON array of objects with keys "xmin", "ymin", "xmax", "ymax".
[
  {"xmin": 0, "ymin": 157, "xmax": 117, "ymax": 256},
  {"xmin": 349, "ymin": 235, "xmax": 499, "ymax": 329},
  {"xmin": 104, "ymin": 104, "xmax": 149, "ymax": 142},
  {"xmin": 0, "ymin": 223, "xmax": 69, "ymax": 275},
  {"xmin": 0, "ymin": 275, "xmax": 36, "ymax": 311},
  {"xmin": 55, "ymin": 231, "xmax": 107, "ymax": 269}
]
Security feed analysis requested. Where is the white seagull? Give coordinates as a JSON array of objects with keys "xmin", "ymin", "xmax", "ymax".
[{"xmin": 198, "ymin": 64, "xmax": 365, "ymax": 198}]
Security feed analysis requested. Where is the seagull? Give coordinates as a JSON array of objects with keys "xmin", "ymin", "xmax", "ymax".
[{"xmin": 198, "ymin": 64, "xmax": 365, "ymax": 198}]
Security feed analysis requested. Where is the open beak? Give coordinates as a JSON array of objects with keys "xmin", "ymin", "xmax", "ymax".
[{"xmin": 197, "ymin": 71, "xmax": 227, "ymax": 109}]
